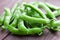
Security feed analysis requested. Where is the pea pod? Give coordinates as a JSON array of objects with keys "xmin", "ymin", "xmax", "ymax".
[
  {"xmin": 0, "ymin": 16, "xmax": 4, "ymax": 25},
  {"xmin": 7, "ymin": 21, "xmax": 43, "ymax": 35},
  {"xmin": 10, "ymin": 9, "xmax": 20, "ymax": 27},
  {"xmin": 25, "ymin": 7, "xmax": 41, "ymax": 18},
  {"xmin": 7, "ymin": 25, "xmax": 28, "ymax": 35},
  {"xmin": 53, "ymin": 10, "xmax": 60, "ymax": 16},
  {"xmin": 46, "ymin": 19, "xmax": 60, "ymax": 31},
  {"xmin": 1, "ymin": 2, "xmax": 60, "ymax": 35},
  {"xmin": 18, "ymin": 9, "xmax": 43, "ymax": 35},
  {"xmin": 52, "ymin": 21, "xmax": 60, "ymax": 27},
  {"xmin": 2, "ymin": 8, "xmax": 11, "ymax": 29},
  {"xmin": 10, "ymin": 2, "xmax": 19, "ymax": 23},
  {"xmin": 20, "ymin": 14, "xmax": 50, "ymax": 24},
  {"xmin": 36, "ymin": 2, "xmax": 56, "ymax": 19},
  {"xmin": 18, "ymin": 19, "xmax": 43, "ymax": 35},
  {"xmin": 45, "ymin": 2, "xmax": 60, "ymax": 11},
  {"xmin": 24, "ymin": 3, "xmax": 47, "ymax": 19}
]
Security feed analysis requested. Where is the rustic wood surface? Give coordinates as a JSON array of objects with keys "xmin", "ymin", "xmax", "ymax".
[{"xmin": 0, "ymin": 0, "xmax": 60, "ymax": 40}]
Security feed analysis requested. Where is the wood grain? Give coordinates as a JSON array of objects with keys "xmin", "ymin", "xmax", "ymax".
[{"xmin": 0, "ymin": 27, "xmax": 9, "ymax": 40}]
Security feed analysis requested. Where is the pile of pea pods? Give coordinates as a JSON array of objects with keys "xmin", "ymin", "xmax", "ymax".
[{"xmin": 0, "ymin": 2, "xmax": 60, "ymax": 35}]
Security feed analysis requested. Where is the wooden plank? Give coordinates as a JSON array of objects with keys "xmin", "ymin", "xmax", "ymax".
[
  {"xmin": 4, "ymin": 30, "xmax": 60, "ymax": 40},
  {"xmin": 0, "ymin": 27, "xmax": 9, "ymax": 40},
  {"xmin": 45, "ymin": 32, "xmax": 60, "ymax": 40}
]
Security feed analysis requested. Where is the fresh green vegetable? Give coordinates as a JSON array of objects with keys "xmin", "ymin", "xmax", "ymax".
[
  {"xmin": 45, "ymin": 2, "xmax": 60, "ymax": 11},
  {"xmin": 0, "ymin": 2, "xmax": 60, "ymax": 35},
  {"xmin": 20, "ymin": 14, "xmax": 50, "ymax": 24},
  {"xmin": 2, "ymin": 8, "xmax": 11, "ymax": 29},
  {"xmin": 24, "ymin": 3, "xmax": 47, "ymax": 19}
]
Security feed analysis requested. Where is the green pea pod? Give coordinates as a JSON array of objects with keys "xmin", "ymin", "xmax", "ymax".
[
  {"xmin": 24, "ymin": 3, "xmax": 47, "ymax": 19},
  {"xmin": 11, "ymin": 2, "xmax": 19, "ymax": 13},
  {"xmin": 31, "ymin": 2, "xmax": 56, "ymax": 19},
  {"xmin": 0, "ymin": 16, "xmax": 4, "ymax": 25},
  {"xmin": 20, "ymin": 14, "xmax": 50, "ymax": 24},
  {"xmin": 10, "ymin": 2, "xmax": 19, "ymax": 23},
  {"xmin": 28, "ymin": 28, "xmax": 43, "ymax": 35},
  {"xmin": 37, "ymin": 2, "xmax": 56, "ymax": 19},
  {"xmin": 18, "ymin": 19, "xmax": 43, "ymax": 35},
  {"xmin": 31, "ymin": 9, "xmax": 41, "ymax": 18},
  {"xmin": 29, "ymin": 2, "xmax": 56, "ymax": 19},
  {"xmin": 25, "ymin": 3, "xmax": 39, "ymax": 17},
  {"xmin": 24, "ymin": 7, "xmax": 32, "ymax": 16},
  {"xmin": 24, "ymin": 18, "xmax": 44, "ymax": 29},
  {"xmin": 17, "ymin": 9, "xmax": 43, "ymax": 35},
  {"xmin": 46, "ymin": 20, "xmax": 60, "ymax": 31},
  {"xmin": 5, "ymin": 11, "xmax": 27, "ymax": 35},
  {"xmin": 26, "ymin": 7, "xmax": 41, "ymax": 18},
  {"xmin": 7, "ymin": 23, "xmax": 43, "ymax": 35},
  {"xmin": 53, "ymin": 11, "xmax": 58, "ymax": 16},
  {"xmin": 52, "ymin": 21, "xmax": 60, "ymax": 27},
  {"xmin": 2, "ymin": 8, "xmax": 11, "ymax": 29},
  {"xmin": 53, "ymin": 10, "xmax": 60, "ymax": 16},
  {"xmin": 18, "ymin": 19, "xmax": 28, "ymax": 34},
  {"xmin": 10, "ymin": 9, "xmax": 21, "ymax": 27},
  {"xmin": 10, "ymin": 18, "xmax": 17, "ymax": 27},
  {"xmin": 45, "ymin": 2, "xmax": 60, "ymax": 11},
  {"xmin": 7, "ymin": 18, "xmax": 43, "ymax": 35},
  {"xmin": 4, "ymin": 8, "xmax": 11, "ymax": 25},
  {"xmin": 7, "ymin": 25, "xmax": 28, "ymax": 35}
]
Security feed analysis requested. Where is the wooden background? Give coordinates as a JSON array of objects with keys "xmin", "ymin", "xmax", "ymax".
[{"xmin": 0, "ymin": 0, "xmax": 60, "ymax": 40}]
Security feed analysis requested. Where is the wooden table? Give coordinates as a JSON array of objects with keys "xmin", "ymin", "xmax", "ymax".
[{"xmin": 0, "ymin": 0, "xmax": 60, "ymax": 40}]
